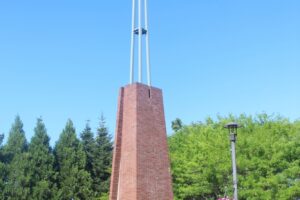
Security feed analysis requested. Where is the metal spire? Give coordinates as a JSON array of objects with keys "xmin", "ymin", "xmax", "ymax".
[{"xmin": 129, "ymin": 0, "xmax": 151, "ymax": 86}]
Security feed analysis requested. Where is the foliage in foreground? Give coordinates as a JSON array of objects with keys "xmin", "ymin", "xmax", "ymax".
[
  {"xmin": 0, "ymin": 116, "xmax": 112, "ymax": 200},
  {"xmin": 1, "ymin": 113, "xmax": 300, "ymax": 200},
  {"xmin": 169, "ymin": 114, "xmax": 300, "ymax": 200}
]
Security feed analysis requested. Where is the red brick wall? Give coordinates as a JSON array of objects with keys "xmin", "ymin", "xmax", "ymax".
[
  {"xmin": 109, "ymin": 83, "xmax": 173, "ymax": 200},
  {"xmin": 109, "ymin": 88, "xmax": 124, "ymax": 200}
]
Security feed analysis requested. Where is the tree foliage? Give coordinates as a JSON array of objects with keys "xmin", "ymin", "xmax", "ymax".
[
  {"xmin": 2, "ymin": 116, "xmax": 29, "ymax": 199},
  {"xmin": 169, "ymin": 114, "xmax": 300, "ymax": 200},
  {"xmin": 1, "ymin": 114, "xmax": 299, "ymax": 200},
  {"xmin": 0, "ymin": 116, "xmax": 112, "ymax": 200},
  {"xmin": 27, "ymin": 118, "xmax": 55, "ymax": 199},
  {"xmin": 0, "ymin": 134, "xmax": 5, "ymax": 198},
  {"xmin": 5, "ymin": 116, "xmax": 27, "ymax": 159},
  {"xmin": 79, "ymin": 116, "xmax": 113, "ymax": 199},
  {"xmin": 54, "ymin": 120, "xmax": 92, "ymax": 200},
  {"xmin": 93, "ymin": 115, "xmax": 113, "ymax": 196}
]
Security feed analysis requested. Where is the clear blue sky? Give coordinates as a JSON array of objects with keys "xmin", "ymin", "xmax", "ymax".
[{"xmin": 0, "ymin": 0, "xmax": 299, "ymax": 145}]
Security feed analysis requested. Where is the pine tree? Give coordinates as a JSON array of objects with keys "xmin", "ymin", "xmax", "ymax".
[
  {"xmin": 0, "ymin": 134, "xmax": 5, "ymax": 196},
  {"xmin": 3, "ymin": 116, "xmax": 30, "ymax": 200},
  {"xmin": 27, "ymin": 118, "xmax": 56, "ymax": 199},
  {"xmin": 5, "ymin": 116, "xmax": 27, "ymax": 159},
  {"xmin": 54, "ymin": 120, "xmax": 92, "ymax": 200},
  {"xmin": 93, "ymin": 115, "xmax": 113, "ymax": 197},
  {"xmin": 80, "ymin": 123, "xmax": 99, "ymax": 198},
  {"xmin": 80, "ymin": 123, "xmax": 95, "ymax": 175}
]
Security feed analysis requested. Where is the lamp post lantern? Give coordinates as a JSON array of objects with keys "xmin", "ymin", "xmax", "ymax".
[{"xmin": 224, "ymin": 122, "xmax": 240, "ymax": 200}]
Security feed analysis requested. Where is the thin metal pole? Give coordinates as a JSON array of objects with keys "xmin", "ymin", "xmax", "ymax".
[
  {"xmin": 144, "ymin": 0, "xmax": 151, "ymax": 86},
  {"xmin": 138, "ymin": 0, "xmax": 142, "ymax": 82},
  {"xmin": 230, "ymin": 134, "xmax": 238, "ymax": 200},
  {"xmin": 130, "ymin": 0, "xmax": 136, "ymax": 84}
]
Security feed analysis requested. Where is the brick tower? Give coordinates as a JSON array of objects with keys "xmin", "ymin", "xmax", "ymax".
[{"xmin": 109, "ymin": 0, "xmax": 173, "ymax": 199}]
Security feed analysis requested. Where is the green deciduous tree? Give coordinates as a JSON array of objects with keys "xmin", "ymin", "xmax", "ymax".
[
  {"xmin": 2, "ymin": 113, "xmax": 298, "ymax": 200},
  {"xmin": 169, "ymin": 114, "xmax": 300, "ymax": 200}
]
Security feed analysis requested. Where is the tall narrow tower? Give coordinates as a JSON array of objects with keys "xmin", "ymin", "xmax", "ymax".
[
  {"xmin": 109, "ymin": 0, "xmax": 174, "ymax": 199},
  {"xmin": 129, "ymin": 0, "xmax": 151, "ymax": 85}
]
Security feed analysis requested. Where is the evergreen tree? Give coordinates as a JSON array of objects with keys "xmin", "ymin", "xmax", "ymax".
[
  {"xmin": 27, "ymin": 118, "xmax": 56, "ymax": 199},
  {"xmin": 0, "ymin": 134, "xmax": 5, "ymax": 196},
  {"xmin": 93, "ymin": 115, "xmax": 113, "ymax": 196},
  {"xmin": 80, "ymin": 122, "xmax": 95, "ymax": 175},
  {"xmin": 80, "ymin": 123, "xmax": 99, "ymax": 198},
  {"xmin": 54, "ymin": 120, "xmax": 92, "ymax": 200},
  {"xmin": 5, "ymin": 116, "xmax": 27, "ymax": 160},
  {"xmin": 3, "ymin": 116, "xmax": 30, "ymax": 199}
]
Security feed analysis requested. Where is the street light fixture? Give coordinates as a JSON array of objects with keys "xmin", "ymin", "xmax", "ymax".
[{"xmin": 224, "ymin": 122, "xmax": 241, "ymax": 200}]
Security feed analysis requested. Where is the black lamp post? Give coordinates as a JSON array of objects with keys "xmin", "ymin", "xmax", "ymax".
[{"xmin": 224, "ymin": 122, "xmax": 240, "ymax": 200}]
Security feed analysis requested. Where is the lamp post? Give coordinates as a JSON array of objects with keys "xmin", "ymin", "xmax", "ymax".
[{"xmin": 224, "ymin": 122, "xmax": 240, "ymax": 200}]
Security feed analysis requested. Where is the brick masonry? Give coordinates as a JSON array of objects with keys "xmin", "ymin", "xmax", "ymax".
[{"xmin": 109, "ymin": 83, "xmax": 174, "ymax": 200}]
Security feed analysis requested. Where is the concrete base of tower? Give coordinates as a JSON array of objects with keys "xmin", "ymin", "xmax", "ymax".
[{"xmin": 109, "ymin": 83, "xmax": 174, "ymax": 200}]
